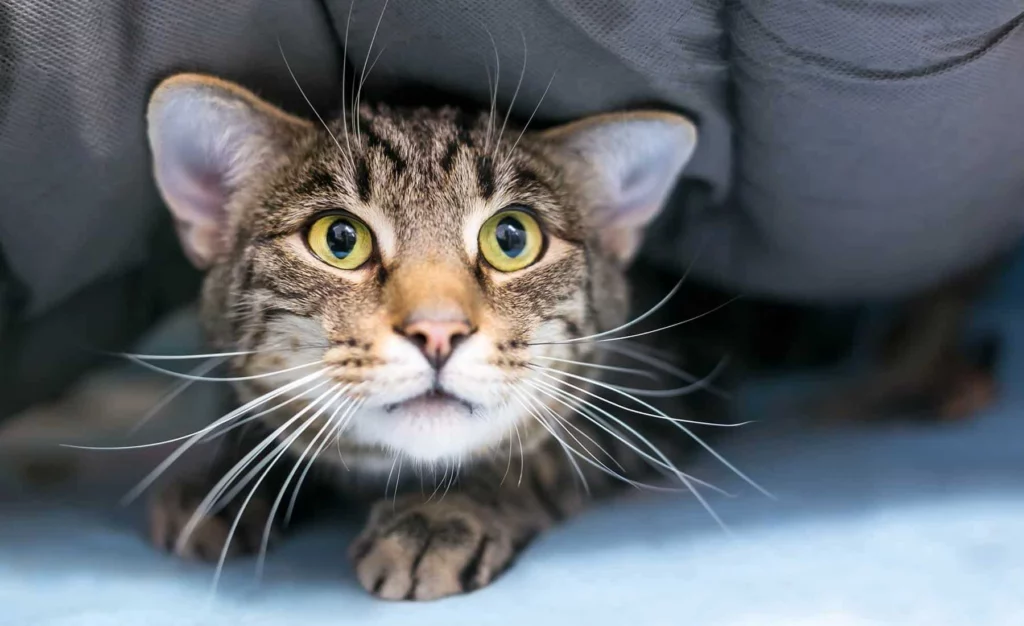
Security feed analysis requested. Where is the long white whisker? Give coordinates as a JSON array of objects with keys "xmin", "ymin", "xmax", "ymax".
[
  {"xmin": 199, "ymin": 379, "xmax": 333, "ymax": 443},
  {"xmin": 278, "ymin": 39, "xmax": 353, "ymax": 169},
  {"xmin": 512, "ymin": 387, "xmax": 590, "ymax": 494},
  {"xmin": 119, "ymin": 351, "xmax": 255, "ymax": 361},
  {"xmin": 119, "ymin": 369, "xmax": 327, "ymax": 504},
  {"xmin": 524, "ymin": 381, "xmax": 734, "ymax": 530},
  {"xmin": 534, "ymin": 367, "xmax": 773, "ymax": 500},
  {"xmin": 354, "ymin": 0, "xmax": 390, "ymax": 143},
  {"xmin": 129, "ymin": 357, "xmax": 227, "ymax": 434},
  {"xmin": 523, "ymin": 378, "xmax": 728, "ymax": 496},
  {"xmin": 528, "ymin": 365, "xmax": 751, "ymax": 428},
  {"xmin": 256, "ymin": 387, "xmax": 348, "ymax": 577},
  {"xmin": 512, "ymin": 386, "xmax": 669, "ymax": 493},
  {"xmin": 479, "ymin": 23, "xmax": 501, "ymax": 154},
  {"xmin": 503, "ymin": 69, "xmax": 556, "ymax": 165},
  {"xmin": 339, "ymin": 0, "xmax": 355, "ymax": 159},
  {"xmin": 285, "ymin": 397, "xmax": 364, "ymax": 525},
  {"xmin": 512, "ymin": 420, "xmax": 525, "ymax": 486},
  {"xmin": 206, "ymin": 386, "xmax": 344, "ymax": 518},
  {"xmin": 530, "ymin": 242, "xmax": 705, "ymax": 346},
  {"xmin": 515, "ymin": 385, "xmax": 625, "ymax": 474},
  {"xmin": 597, "ymin": 342, "xmax": 732, "ymax": 399},
  {"xmin": 582, "ymin": 297, "xmax": 743, "ymax": 346},
  {"xmin": 532, "ymin": 356, "xmax": 660, "ymax": 382},
  {"xmin": 610, "ymin": 354, "xmax": 732, "ymax": 398},
  {"xmin": 492, "ymin": 29, "xmax": 527, "ymax": 163},
  {"xmin": 64, "ymin": 378, "xmax": 331, "ymax": 452},
  {"xmin": 124, "ymin": 357, "xmax": 324, "ymax": 382},
  {"xmin": 210, "ymin": 387, "xmax": 340, "ymax": 593}
]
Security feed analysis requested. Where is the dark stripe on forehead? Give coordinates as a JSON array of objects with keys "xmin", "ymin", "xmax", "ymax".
[
  {"xmin": 364, "ymin": 126, "xmax": 407, "ymax": 175},
  {"xmin": 440, "ymin": 141, "xmax": 460, "ymax": 174},
  {"xmin": 476, "ymin": 156, "xmax": 496, "ymax": 199},
  {"xmin": 512, "ymin": 165, "xmax": 549, "ymax": 194},
  {"xmin": 355, "ymin": 157, "xmax": 372, "ymax": 202},
  {"xmin": 295, "ymin": 167, "xmax": 339, "ymax": 196}
]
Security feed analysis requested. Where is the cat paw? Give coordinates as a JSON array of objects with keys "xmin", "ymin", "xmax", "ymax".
[
  {"xmin": 148, "ymin": 478, "xmax": 277, "ymax": 562},
  {"xmin": 350, "ymin": 495, "xmax": 526, "ymax": 601}
]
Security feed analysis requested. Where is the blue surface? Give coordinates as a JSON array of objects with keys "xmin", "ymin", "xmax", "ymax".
[{"xmin": 1, "ymin": 254, "xmax": 1021, "ymax": 626}]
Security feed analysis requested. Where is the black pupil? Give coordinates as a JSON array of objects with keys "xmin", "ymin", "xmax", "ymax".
[
  {"xmin": 326, "ymin": 219, "xmax": 358, "ymax": 259},
  {"xmin": 495, "ymin": 216, "xmax": 527, "ymax": 257}
]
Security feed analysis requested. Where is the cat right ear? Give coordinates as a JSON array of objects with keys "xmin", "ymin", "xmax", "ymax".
[{"xmin": 147, "ymin": 74, "xmax": 310, "ymax": 268}]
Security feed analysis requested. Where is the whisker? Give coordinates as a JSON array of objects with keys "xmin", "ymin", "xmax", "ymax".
[
  {"xmin": 515, "ymin": 385, "xmax": 625, "ymax": 474},
  {"xmin": 124, "ymin": 357, "xmax": 325, "ymax": 383},
  {"xmin": 533, "ymin": 366, "xmax": 773, "ymax": 500},
  {"xmin": 491, "ymin": 28, "xmax": 527, "ymax": 164},
  {"xmin": 531, "ymin": 355, "xmax": 660, "ymax": 382},
  {"xmin": 511, "ymin": 387, "xmax": 590, "ymax": 494},
  {"xmin": 206, "ymin": 385, "xmax": 345, "ymax": 516},
  {"xmin": 528, "ymin": 365, "xmax": 751, "ymax": 428},
  {"xmin": 129, "ymin": 357, "xmax": 227, "ymax": 434},
  {"xmin": 502, "ymin": 68, "xmax": 556, "ymax": 166},
  {"xmin": 354, "ymin": 0, "xmax": 391, "ymax": 143},
  {"xmin": 199, "ymin": 379, "xmax": 333, "ymax": 443},
  {"xmin": 522, "ymin": 378, "xmax": 729, "ymax": 496},
  {"xmin": 597, "ymin": 342, "xmax": 732, "ymax": 399},
  {"xmin": 119, "ymin": 351, "xmax": 256, "ymax": 361},
  {"xmin": 384, "ymin": 453, "xmax": 400, "ymax": 507},
  {"xmin": 285, "ymin": 397, "xmax": 364, "ymax": 525},
  {"xmin": 479, "ymin": 22, "xmax": 501, "ymax": 154},
  {"xmin": 256, "ymin": 386, "xmax": 349, "ymax": 577},
  {"xmin": 339, "ymin": 0, "xmax": 356, "ymax": 160},
  {"xmin": 512, "ymin": 420, "xmax": 525, "ymax": 486},
  {"xmin": 608, "ymin": 354, "xmax": 732, "ymax": 399},
  {"xmin": 581, "ymin": 296, "xmax": 743, "ymax": 346},
  {"xmin": 512, "ymin": 385, "xmax": 674, "ymax": 493},
  {"xmin": 210, "ymin": 386, "xmax": 341, "ymax": 592},
  {"xmin": 529, "ymin": 240, "xmax": 704, "ymax": 346},
  {"xmin": 279, "ymin": 39, "xmax": 353, "ymax": 169},
  {"xmin": 119, "ymin": 369, "xmax": 327, "ymax": 505}
]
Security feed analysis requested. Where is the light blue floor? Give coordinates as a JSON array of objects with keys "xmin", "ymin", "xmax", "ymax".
[{"xmin": 1, "ymin": 254, "xmax": 1021, "ymax": 626}]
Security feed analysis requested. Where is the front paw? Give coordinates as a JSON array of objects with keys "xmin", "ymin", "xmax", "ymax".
[
  {"xmin": 350, "ymin": 495, "xmax": 529, "ymax": 601},
  {"xmin": 148, "ymin": 478, "xmax": 277, "ymax": 562}
]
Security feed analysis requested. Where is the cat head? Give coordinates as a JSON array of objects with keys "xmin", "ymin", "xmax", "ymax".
[{"xmin": 147, "ymin": 73, "xmax": 697, "ymax": 466}]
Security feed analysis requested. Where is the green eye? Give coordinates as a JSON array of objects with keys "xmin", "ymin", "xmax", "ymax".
[
  {"xmin": 307, "ymin": 214, "xmax": 374, "ymax": 270},
  {"xmin": 478, "ymin": 209, "xmax": 544, "ymax": 272}
]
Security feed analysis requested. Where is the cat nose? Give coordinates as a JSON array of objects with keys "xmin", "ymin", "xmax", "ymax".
[{"xmin": 400, "ymin": 315, "xmax": 472, "ymax": 369}]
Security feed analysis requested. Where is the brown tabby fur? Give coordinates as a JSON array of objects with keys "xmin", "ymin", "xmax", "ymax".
[{"xmin": 146, "ymin": 74, "xmax": 723, "ymax": 600}]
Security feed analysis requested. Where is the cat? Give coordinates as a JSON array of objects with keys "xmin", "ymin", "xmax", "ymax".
[{"xmin": 142, "ymin": 73, "xmax": 738, "ymax": 600}]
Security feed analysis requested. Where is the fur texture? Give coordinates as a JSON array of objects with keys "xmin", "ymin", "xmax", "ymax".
[{"xmin": 145, "ymin": 73, "xmax": 727, "ymax": 601}]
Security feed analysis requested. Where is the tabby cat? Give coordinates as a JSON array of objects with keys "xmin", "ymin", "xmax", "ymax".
[{"xmin": 144, "ymin": 73, "xmax": 736, "ymax": 600}]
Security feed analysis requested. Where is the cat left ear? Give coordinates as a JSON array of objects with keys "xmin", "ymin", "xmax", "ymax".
[
  {"xmin": 147, "ymin": 74, "xmax": 310, "ymax": 268},
  {"xmin": 541, "ymin": 112, "xmax": 698, "ymax": 264}
]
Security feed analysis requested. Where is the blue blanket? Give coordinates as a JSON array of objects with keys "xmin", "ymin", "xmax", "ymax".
[{"xmin": 2, "ymin": 255, "xmax": 1021, "ymax": 626}]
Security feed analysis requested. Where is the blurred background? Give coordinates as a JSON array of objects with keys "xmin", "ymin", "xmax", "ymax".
[{"xmin": 0, "ymin": 1, "xmax": 1022, "ymax": 624}]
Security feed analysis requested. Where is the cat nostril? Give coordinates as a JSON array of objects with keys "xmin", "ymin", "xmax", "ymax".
[{"xmin": 400, "ymin": 318, "xmax": 473, "ymax": 369}]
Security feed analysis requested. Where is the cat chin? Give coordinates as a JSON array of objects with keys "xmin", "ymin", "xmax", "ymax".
[{"xmin": 344, "ymin": 401, "xmax": 521, "ymax": 464}]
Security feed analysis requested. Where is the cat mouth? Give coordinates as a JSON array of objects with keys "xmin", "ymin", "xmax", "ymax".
[{"xmin": 384, "ymin": 388, "xmax": 476, "ymax": 415}]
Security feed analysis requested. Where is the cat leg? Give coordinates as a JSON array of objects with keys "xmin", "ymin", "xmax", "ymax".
[
  {"xmin": 822, "ymin": 259, "xmax": 1002, "ymax": 422},
  {"xmin": 349, "ymin": 443, "xmax": 599, "ymax": 601},
  {"xmin": 148, "ymin": 427, "xmax": 293, "ymax": 562}
]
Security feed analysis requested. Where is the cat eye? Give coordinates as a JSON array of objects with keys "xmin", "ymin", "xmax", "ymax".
[
  {"xmin": 478, "ymin": 208, "xmax": 544, "ymax": 272},
  {"xmin": 306, "ymin": 214, "xmax": 374, "ymax": 270}
]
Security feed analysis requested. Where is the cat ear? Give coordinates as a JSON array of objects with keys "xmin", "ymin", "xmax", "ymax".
[
  {"xmin": 147, "ymin": 74, "xmax": 310, "ymax": 268},
  {"xmin": 541, "ymin": 112, "xmax": 698, "ymax": 264}
]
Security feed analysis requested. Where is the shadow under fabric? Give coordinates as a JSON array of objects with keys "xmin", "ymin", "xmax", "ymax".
[{"xmin": 1, "ymin": 0, "xmax": 1023, "ymax": 418}]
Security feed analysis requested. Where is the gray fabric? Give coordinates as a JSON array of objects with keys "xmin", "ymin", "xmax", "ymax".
[
  {"xmin": 2, "ymin": 0, "xmax": 1023, "ymax": 318},
  {"xmin": 0, "ymin": 0, "xmax": 342, "ymax": 316},
  {"xmin": 337, "ymin": 0, "xmax": 1024, "ymax": 301}
]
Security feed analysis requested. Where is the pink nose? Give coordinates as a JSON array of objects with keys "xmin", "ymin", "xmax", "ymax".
[{"xmin": 400, "ymin": 318, "xmax": 472, "ymax": 369}]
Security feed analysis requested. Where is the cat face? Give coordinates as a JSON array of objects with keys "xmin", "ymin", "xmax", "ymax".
[{"xmin": 147, "ymin": 74, "xmax": 697, "ymax": 466}]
